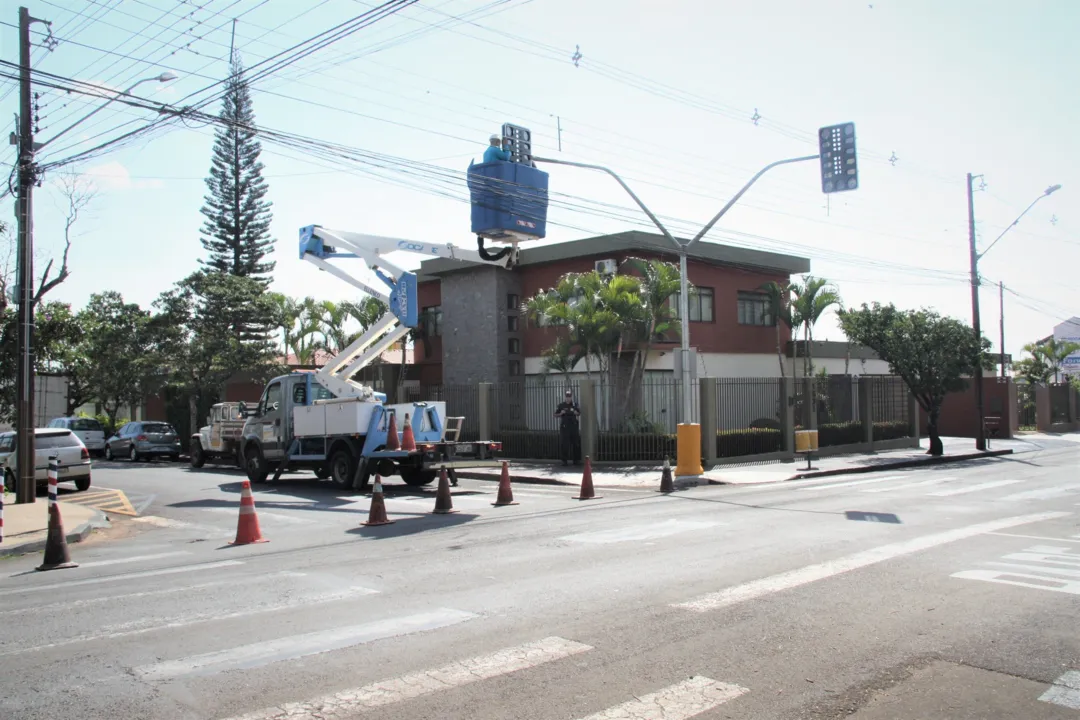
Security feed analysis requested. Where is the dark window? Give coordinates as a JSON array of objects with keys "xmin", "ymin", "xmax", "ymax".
[
  {"xmin": 264, "ymin": 383, "xmax": 282, "ymax": 413},
  {"xmin": 507, "ymin": 293, "xmax": 519, "ymax": 311},
  {"xmin": 421, "ymin": 305, "xmax": 442, "ymax": 337},
  {"xmin": 0, "ymin": 434, "xmax": 14, "ymax": 452},
  {"xmin": 71, "ymin": 418, "xmax": 103, "ymax": 431},
  {"xmin": 508, "ymin": 338, "xmax": 521, "ymax": 354},
  {"xmin": 671, "ymin": 288, "xmax": 715, "ymax": 322},
  {"xmin": 509, "ymin": 359, "xmax": 522, "ymax": 376},
  {"xmin": 507, "ymin": 315, "xmax": 519, "ymax": 332},
  {"xmin": 293, "ymin": 382, "xmax": 307, "ymax": 405},
  {"xmin": 142, "ymin": 423, "xmax": 175, "ymax": 434},
  {"xmin": 737, "ymin": 291, "xmax": 773, "ymax": 326}
]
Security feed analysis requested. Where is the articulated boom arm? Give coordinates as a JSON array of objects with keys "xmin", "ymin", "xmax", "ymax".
[{"xmin": 298, "ymin": 225, "xmax": 519, "ymax": 400}]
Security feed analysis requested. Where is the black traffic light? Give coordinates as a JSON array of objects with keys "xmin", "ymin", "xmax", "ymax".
[
  {"xmin": 501, "ymin": 122, "xmax": 533, "ymax": 165},
  {"xmin": 819, "ymin": 122, "xmax": 858, "ymax": 193}
]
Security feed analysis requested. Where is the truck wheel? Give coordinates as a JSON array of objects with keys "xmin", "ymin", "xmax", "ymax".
[
  {"xmin": 245, "ymin": 445, "xmax": 270, "ymax": 484},
  {"xmin": 328, "ymin": 448, "xmax": 356, "ymax": 489},
  {"xmin": 400, "ymin": 469, "xmax": 437, "ymax": 487},
  {"xmin": 314, "ymin": 466, "xmax": 331, "ymax": 480},
  {"xmin": 190, "ymin": 442, "xmax": 206, "ymax": 469}
]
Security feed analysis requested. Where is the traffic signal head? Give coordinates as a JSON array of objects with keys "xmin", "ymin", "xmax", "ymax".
[{"xmin": 819, "ymin": 122, "xmax": 858, "ymax": 193}]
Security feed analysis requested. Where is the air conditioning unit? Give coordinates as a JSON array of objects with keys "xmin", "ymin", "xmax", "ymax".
[{"xmin": 594, "ymin": 258, "xmax": 617, "ymax": 275}]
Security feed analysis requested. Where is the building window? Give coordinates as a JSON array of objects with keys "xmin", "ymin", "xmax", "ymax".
[
  {"xmin": 508, "ymin": 338, "xmax": 521, "ymax": 354},
  {"xmin": 737, "ymin": 291, "xmax": 773, "ymax": 326},
  {"xmin": 421, "ymin": 306, "xmax": 442, "ymax": 336},
  {"xmin": 671, "ymin": 288, "xmax": 714, "ymax": 322},
  {"xmin": 507, "ymin": 293, "xmax": 519, "ymax": 311},
  {"xmin": 507, "ymin": 315, "xmax": 519, "ymax": 332},
  {"xmin": 509, "ymin": 359, "xmax": 522, "ymax": 376}
]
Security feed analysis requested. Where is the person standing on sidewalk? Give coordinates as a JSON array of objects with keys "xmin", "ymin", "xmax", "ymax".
[{"xmin": 554, "ymin": 389, "xmax": 581, "ymax": 467}]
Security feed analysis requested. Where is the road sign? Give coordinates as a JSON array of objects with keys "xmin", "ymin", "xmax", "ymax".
[
  {"xmin": 502, "ymin": 123, "xmax": 533, "ymax": 165},
  {"xmin": 819, "ymin": 122, "xmax": 858, "ymax": 193}
]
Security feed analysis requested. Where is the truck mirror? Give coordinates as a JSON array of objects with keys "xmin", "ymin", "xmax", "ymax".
[{"xmin": 239, "ymin": 402, "xmax": 247, "ymax": 416}]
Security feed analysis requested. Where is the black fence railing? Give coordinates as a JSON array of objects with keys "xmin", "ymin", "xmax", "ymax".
[
  {"xmin": 595, "ymin": 378, "xmax": 682, "ymax": 462},
  {"xmin": 715, "ymin": 378, "xmax": 785, "ymax": 459},
  {"xmin": 402, "ymin": 384, "xmax": 480, "ymax": 441}
]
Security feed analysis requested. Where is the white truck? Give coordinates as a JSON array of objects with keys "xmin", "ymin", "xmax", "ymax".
[
  {"xmin": 234, "ymin": 226, "xmax": 521, "ymax": 490},
  {"xmin": 189, "ymin": 402, "xmax": 247, "ymax": 469}
]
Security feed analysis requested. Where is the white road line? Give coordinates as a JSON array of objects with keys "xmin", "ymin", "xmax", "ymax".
[
  {"xmin": 573, "ymin": 676, "xmax": 749, "ymax": 720},
  {"xmin": 953, "ymin": 568, "xmax": 1080, "ymax": 595},
  {"xmin": 1040, "ymin": 671, "xmax": 1080, "ymax": 710},
  {"xmin": 928, "ymin": 480, "xmax": 1021, "ymax": 497},
  {"xmin": 861, "ymin": 476, "xmax": 955, "ymax": 493},
  {"xmin": 796, "ymin": 475, "xmax": 903, "ymax": 491},
  {"xmin": 986, "ymin": 562, "xmax": 1080, "ymax": 579},
  {"xmin": 987, "ymin": 532, "xmax": 1080, "ymax": 544},
  {"xmin": 0, "ymin": 586, "xmax": 379, "ymax": 657},
  {"xmin": 0, "ymin": 561, "xmax": 244, "ymax": 596},
  {"xmin": 75, "ymin": 551, "xmax": 192, "ymax": 569},
  {"xmin": 136, "ymin": 607, "xmax": 477, "ymax": 681},
  {"xmin": 219, "ymin": 636, "xmax": 592, "ymax": 720},
  {"xmin": 999, "ymin": 485, "xmax": 1080, "ymax": 502},
  {"xmin": 562, "ymin": 519, "xmax": 719, "ymax": 544},
  {"xmin": 0, "ymin": 571, "xmax": 300, "ymax": 617},
  {"xmin": 672, "ymin": 511, "xmax": 1070, "ymax": 612}
]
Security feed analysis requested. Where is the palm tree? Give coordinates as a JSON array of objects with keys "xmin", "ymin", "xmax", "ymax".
[
  {"xmin": 267, "ymin": 293, "xmax": 298, "ymax": 362},
  {"xmin": 789, "ymin": 276, "xmax": 842, "ymax": 378},
  {"xmin": 619, "ymin": 257, "xmax": 681, "ymax": 409},
  {"xmin": 759, "ymin": 280, "xmax": 793, "ymax": 377}
]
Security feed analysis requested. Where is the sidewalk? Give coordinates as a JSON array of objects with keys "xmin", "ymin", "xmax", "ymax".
[
  {"xmin": 0, "ymin": 493, "xmax": 107, "ymax": 558},
  {"xmin": 456, "ymin": 436, "xmax": 1043, "ymax": 490}
]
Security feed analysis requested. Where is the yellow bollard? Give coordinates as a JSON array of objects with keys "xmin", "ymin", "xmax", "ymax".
[
  {"xmin": 675, "ymin": 423, "xmax": 704, "ymax": 476},
  {"xmin": 794, "ymin": 429, "xmax": 819, "ymax": 453}
]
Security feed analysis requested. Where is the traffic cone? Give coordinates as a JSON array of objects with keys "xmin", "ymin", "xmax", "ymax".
[
  {"xmin": 659, "ymin": 457, "xmax": 675, "ymax": 493},
  {"xmin": 574, "ymin": 456, "xmax": 602, "ymax": 500},
  {"xmin": 492, "ymin": 461, "xmax": 518, "ymax": 506},
  {"xmin": 362, "ymin": 476, "xmax": 395, "ymax": 526},
  {"xmin": 385, "ymin": 411, "xmax": 400, "ymax": 451},
  {"xmin": 230, "ymin": 480, "xmax": 268, "ymax": 545},
  {"xmin": 432, "ymin": 467, "xmax": 456, "ymax": 514},
  {"xmin": 36, "ymin": 502, "xmax": 79, "ymax": 571},
  {"xmin": 401, "ymin": 413, "xmax": 417, "ymax": 452}
]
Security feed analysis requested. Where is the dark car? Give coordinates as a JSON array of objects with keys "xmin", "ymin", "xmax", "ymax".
[{"xmin": 105, "ymin": 421, "xmax": 182, "ymax": 462}]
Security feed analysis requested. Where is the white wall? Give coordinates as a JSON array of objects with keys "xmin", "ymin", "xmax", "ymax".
[{"xmin": 525, "ymin": 352, "xmax": 891, "ymax": 379}]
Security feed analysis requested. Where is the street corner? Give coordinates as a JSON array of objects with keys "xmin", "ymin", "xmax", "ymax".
[{"xmin": 57, "ymin": 486, "xmax": 144, "ymax": 517}]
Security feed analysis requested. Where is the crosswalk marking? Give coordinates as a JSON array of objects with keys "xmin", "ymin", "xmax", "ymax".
[
  {"xmin": 1040, "ymin": 671, "xmax": 1080, "ymax": 710},
  {"xmin": 204, "ymin": 507, "xmax": 315, "ymax": 524},
  {"xmin": 860, "ymin": 476, "xmax": 955, "ymax": 493},
  {"xmin": 573, "ymin": 676, "xmax": 748, "ymax": 720},
  {"xmin": 75, "ymin": 551, "xmax": 192, "ymax": 569},
  {"xmin": 796, "ymin": 475, "xmax": 903, "ymax": 491},
  {"xmin": 1, "ymin": 585, "xmax": 379, "ymax": 657},
  {"xmin": 562, "ymin": 519, "xmax": 719, "ymax": 544},
  {"xmin": 999, "ymin": 485, "xmax": 1080, "ymax": 502},
  {"xmin": 951, "ymin": 568, "xmax": 1080, "ymax": 595},
  {"xmin": 673, "ymin": 512, "xmax": 1070, "ymax": 612},
  {"xmin": 219, "ymin": 636, "xmax": 592, "ymax": 720},
  {"xmin": 0, "ymin": 560, "xmax": 244, "ymax": 597},
  {"xmin": 136, "ymin": 608, "xmax": 477, "ymax": 681},
  {"xmin": 928, "ymin": 480, "xmax": 1021, "ymax": 497}
]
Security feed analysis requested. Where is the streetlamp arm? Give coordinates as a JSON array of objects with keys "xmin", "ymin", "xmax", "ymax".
[
  {"xmin": 533, "ymin": 156, "xmax": 681, "ymax": 251},
  {"xmin": 40, "ymin": 75, "xmax": 174, "ymax": 149},
  {"xmin": 688, "ymin": 154, "xmax": 820, "ymax": 249},
  {"xmin": 977, "ymin": 192, "xmax": 1052, "ymax": 260}
]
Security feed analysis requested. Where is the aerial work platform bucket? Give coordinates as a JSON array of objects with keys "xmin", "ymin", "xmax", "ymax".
[{"xmin": 467, "ymin": 160, "xmax": 549, "ymax": 243}]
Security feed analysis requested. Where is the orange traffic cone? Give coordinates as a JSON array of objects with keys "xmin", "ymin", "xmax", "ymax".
[
  {"xmin": 385, "ymin": 412, "xmax": 400, "ymax": 451},
  {"xmin": 492, "ymin": 461, "xmax": 518, "ymax": 506},
  {"xmin": 659, "ymin": 457, "xmax": 675, "ymax": 494},
  {"xmin": 362, "ymin": 476, "xmax": 395, "ymax": 526},
  {"xmin": 574, "ymin": 456, "xmax": 602, "ymax": 500},
  {"xmin": 37, "ymin": 503, "xmax": 78, "ymax": 571},
  {"xmin": 401, "ymin": 412, "xmax": 417, "ymax": 452},
  {"xmin": 230, "ymin": 480, "xmax": 268, "ymax": 545},
  {"xmin": 432, "ymin": 467, "xmax": 456, "ymax": 514}
]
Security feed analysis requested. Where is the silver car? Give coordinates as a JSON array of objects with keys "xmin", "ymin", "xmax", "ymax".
[
  {"xmin": 47, "ymin": 416, "xmax": 107, "ymax": 456},
  {"xmin": 0, "ymin": 428, "xmax": 93, "ymax": 492},
  {"xmin": 104, "ymin": 421, "xmax": 182, "ymax": 462}
]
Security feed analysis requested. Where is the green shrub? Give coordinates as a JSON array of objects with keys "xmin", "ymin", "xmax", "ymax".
[
  {"xmin": 716, "ymin": 427, "xmax": 783, "ymax": 457},
  {"xmin": 873, "ymin": 420, "xmax": 910, "ymax": 441},
  {"xmin": 817, "ymin": 422, "xmax": 864, "ymax": 447}
]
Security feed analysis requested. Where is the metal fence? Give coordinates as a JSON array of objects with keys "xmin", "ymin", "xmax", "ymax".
[
  {"xmin": 401, "ymin": 384, "xmax": 480, "ymax": 441},
  {"xmin": 1018, "ymin": 383, "xmax": 1037, "ymax": 427},
  {"xmin": 714, "ymin": 378, "xmax": 785, "ymax": 459},
  {"xmin": 1050, "ymin": 384, "xmax": 1071, "ymax": 423}
]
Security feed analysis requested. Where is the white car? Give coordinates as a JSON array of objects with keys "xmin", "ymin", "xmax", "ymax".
[
  {"xmin": 0, "ymin": 428, "xmax": 93, "ymax": 493},
  {"xmin": 46, "ymin": 416, "xmax": 107, "ymax": 456}
]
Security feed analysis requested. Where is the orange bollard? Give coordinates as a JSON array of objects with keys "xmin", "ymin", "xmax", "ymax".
[
  {"xmin": 230, "ymin": 480, "xmax": 268, "ymax": 545},
  {"xmin": 401, "ymin": 412, "xmax": 417, "ymax": 452},
  {"xmin": 362, "ymin": 476, "xmax": 395, "ymax": 526},
  {"xmin": 432, "ymin": 467, "xmax": 456, "ymax": 514},
  {"xmin": 492, "ymin": 461, "xmax": 518, "ymax": 506},
  {"xmin": 574, "ymin": 456, "xmax": 602, "ymax": 500},
  {"xmin": 385, "ymin": 411, "xmax": 400, "ymax": 451}
]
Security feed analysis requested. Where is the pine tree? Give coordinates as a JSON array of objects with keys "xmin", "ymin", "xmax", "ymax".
[{"xmin": 199, "ymin": 55, "xmax": 275, "ymax": 283}]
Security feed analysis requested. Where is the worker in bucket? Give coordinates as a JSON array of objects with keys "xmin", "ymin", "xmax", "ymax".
[
  {"xmin": 554, "ymin": 389, "xmax": 581, "ymax": 467},
  {"xmin": 483, "ymin": 133, "xmax": 511, "ymax": 163}
]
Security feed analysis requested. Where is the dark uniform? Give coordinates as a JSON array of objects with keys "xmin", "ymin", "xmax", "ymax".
[{"xmin": 554, "ymin": 394, "xmax": 581, "ymax": 466}]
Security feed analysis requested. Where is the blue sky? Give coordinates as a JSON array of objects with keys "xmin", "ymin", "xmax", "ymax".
[{"xmin": 2, "ymin": 0, "xmax": 1077, "ymax": 359}]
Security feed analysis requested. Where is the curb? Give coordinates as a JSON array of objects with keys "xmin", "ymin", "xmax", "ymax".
[
  {"xmin": 453, "ymin": 471, "xmax": 657, "ymax": 491},
  {"xmin": 0, "ymin": 509, "xmax": 111, "ymax": 558},
  {"xmin": 788, "ymin": 448, "xmax": 1016, "ymax": 481}
]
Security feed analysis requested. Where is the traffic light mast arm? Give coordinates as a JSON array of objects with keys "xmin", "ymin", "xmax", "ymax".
[{"xmin": 686, "ymin": 154, "xmax": 821, "ymax": 249}]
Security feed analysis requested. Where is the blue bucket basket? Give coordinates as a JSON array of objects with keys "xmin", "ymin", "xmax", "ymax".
[{"xmin": 467, "ymin": 161, "xmax": 549, "ymax": 241}]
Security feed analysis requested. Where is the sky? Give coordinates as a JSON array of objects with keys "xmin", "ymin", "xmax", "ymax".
[{"xmin": 1, "ymin": 0, "xmax": 1078, "ymax": 362}]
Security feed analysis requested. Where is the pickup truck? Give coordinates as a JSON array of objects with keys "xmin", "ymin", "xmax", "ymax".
[{"xmin": 238, "ymin": 372, "xmax": 501, "ymax": 490}]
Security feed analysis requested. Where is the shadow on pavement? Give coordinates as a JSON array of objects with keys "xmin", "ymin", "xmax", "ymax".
[{"xmin": 347, "ymin": 512, "xmax": 478, "ymax": 538}]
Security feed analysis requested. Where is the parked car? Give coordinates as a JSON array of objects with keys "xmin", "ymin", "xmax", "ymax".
[
  {"xmin": 104, "ymin": 421, "xmax": 183, "ymax": 462},
  {"xmin": 46, "ymin": 416, "xmax": 107, "ymax": 456},
  {"xmin": 0, "ymin": 428, "xmax": 92, "ymax": 492}
]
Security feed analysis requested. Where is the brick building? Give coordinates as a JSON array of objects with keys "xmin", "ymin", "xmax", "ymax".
[{"xmin": 411, "ymin": 230, "xmax": 817, "ymax": 385}]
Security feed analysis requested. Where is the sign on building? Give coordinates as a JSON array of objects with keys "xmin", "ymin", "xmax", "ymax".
[{"xmin": 1055, "ymin": 317, "xmax": 1080, "ymax": 376}]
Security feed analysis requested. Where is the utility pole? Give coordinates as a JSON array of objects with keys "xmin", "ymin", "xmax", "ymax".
[
  {"xmin": 13, "ymin": 6, "xmax": 46, "ymax": 504},
  {"xmin": 967, "ymin": 172, "xmax": 987, "ymax": 451},
  {"xmin": 999, "ymin": 281, "xmax": 1006, "ymax": 379}
]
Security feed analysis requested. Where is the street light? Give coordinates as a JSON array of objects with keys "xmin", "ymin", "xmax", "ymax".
[
  {"xmin": 41, "ymin": 71, "xmax": 178, "ymax": 148},
  {"xmin": 967, "ymin": 177, "xmax": 1061, "ymax": 450}
]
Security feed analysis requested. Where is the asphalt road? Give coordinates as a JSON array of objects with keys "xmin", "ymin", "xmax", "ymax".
[{"xmin": 1, "ymin": 436, "xmax": 1079, "ymax": 719}]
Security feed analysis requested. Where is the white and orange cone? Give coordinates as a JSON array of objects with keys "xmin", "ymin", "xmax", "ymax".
[{"xmin": 230, "ymin": 480, "xmax": 268, "ymax": 545}]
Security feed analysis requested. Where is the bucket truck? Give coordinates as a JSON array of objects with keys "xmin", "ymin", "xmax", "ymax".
[{"xmin": 236, "ymin": 226, "xmax": 520, "ymax": 490}]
